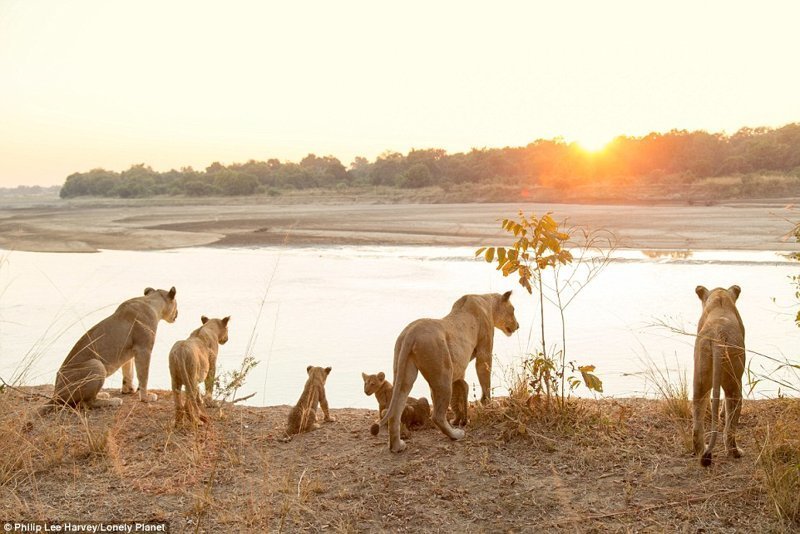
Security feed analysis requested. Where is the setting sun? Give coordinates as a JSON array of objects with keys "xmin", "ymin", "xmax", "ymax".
[{"xmin": 574, "ymin": 132, "xmax": 615, "ymax": 153}]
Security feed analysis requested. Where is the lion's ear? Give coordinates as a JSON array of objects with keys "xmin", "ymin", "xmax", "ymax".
[
  {"xmin": 324, "ymin": 367, "xmax": 332, "ymax": 376},
  {"xmin": 502, "ymin": 290, "xmax": 512, "ymax": 301},
  {"xmin": 728, "ymin": 285, "xmax": 741, "ymax": 301},
  {"xmin": 222, "ymin": 316, "xmax": 230, "ymax": 326},
  {"xmin": 168, "ymin": 286, "xmax": 176, "ymax": 299},
  {"xmin": 695, "ymin": 286, "xmax": 709, "ymax": 301},
  {"xmin": 361, "ymin": 372, "xmax": 367, "ymax": 382},
  {"xmin": 377, "ymin": 371, "xmax": 385, "ymax": 382},
  {"xmin": 144, "ymin": 287, "xmax": 154, "ymax": 296},
  {"xmin": 307, "ymin": 365, "xmax": 313, "ymax": 375},
  {"xmin": 201, "ymin": 315, "xmax": 209, "ymax": 324}
]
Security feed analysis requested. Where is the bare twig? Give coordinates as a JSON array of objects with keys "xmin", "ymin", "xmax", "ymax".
[{"xmin": 229, "ymin": 392, "xmax": 256, "ymax": 405}]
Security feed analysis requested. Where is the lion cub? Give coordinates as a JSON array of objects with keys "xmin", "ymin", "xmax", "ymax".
[
  {"xmin": 169, "ymin": 315, "xmax": 230, "ymax": 426},
  {"xmin": 362, "ymin": 372, "xmax": 431, "ymax": 436},
  {"xmin": 286, "ymin": 366, "xmax": 335, "ymax": 436}
]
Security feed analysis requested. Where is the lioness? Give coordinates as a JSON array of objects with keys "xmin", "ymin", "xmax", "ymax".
[
  {"xmin": 39, "ymin": 287, "xmax": 177, "ymax": 414},
  {"xmin": 169, "ymin": 315, "xmax": 230, "ymax": 426},
  {"xmin": 692, "ymin": 285, "xmax": 745, "ymax": 467},
  {"xmin": 363, "ymin": 372, "xmax": 431, "ymax": 436},
  {"xmin": 380, "ymin": 291, "xmax": 519, "ymax": 452},
  {"xmin": 286, "ymin": 366, "xmax": 335, "ymax": 436}
]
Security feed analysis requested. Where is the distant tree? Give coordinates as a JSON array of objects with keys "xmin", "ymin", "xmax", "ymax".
[
  {"xmin": 57, "ymin": 122, "xmax": 800, "ymax": 199},
  {"xmin": 213, "ymin": 171, "xmax": 259, "ymax": 196},
  {"xmin": 397, "ymin": 163, "xmax": 433, "ymax": 188}
]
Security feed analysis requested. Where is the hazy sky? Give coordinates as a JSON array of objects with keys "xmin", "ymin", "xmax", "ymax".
[{"xmin": 2, "ymin": 1, "xmax": 799, "ymax": 186}]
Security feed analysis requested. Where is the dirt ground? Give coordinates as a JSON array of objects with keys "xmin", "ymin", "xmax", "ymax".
[
  {"xmin": 0, "ymin": 196, "xmax": 798, "ymax": 252},
  {"xmin": 1, "ymin": 386, "xmax": 797, "ymax": 533}
]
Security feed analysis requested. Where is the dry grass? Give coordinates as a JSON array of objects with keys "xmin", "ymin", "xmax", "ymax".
[
  {"xmin": 639, "ymin": 354, "xmax": 693, "ymax": 452},
  {"xmin": 757, "ymin": 402, "xmax": 800, "ymax": 528},
  {"xmin": 0, "ymin": 385, "xmax": 797, "ymax": 532}
]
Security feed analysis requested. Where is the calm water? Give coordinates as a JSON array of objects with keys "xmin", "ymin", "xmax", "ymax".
[{"xmin": 0, "ymin": 246, "xmax": 796, "ymax": 407}]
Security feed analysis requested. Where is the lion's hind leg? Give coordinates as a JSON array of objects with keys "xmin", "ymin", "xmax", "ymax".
[
  {"xmin": 421, "ymin": 341, "xmax": 465, "ymax": 443},
  {"xmin": 450, "ymin": 379, "xmax": 469, "ymax": 427},
  {"xmin": 428, "ymin": 377, "xmax": 465, "ymax": 442},
  {"xmin": 56, "ymin": 359, "xmax": 120, "ymax": 410},
  {"xmin": 388, "ymin": 361, "xmax": 418, "ymax": 453},
  {"xmin": 183, "ymin": 385, "xmax": 207, "ymax": 426},
  {"xmin": 723, "ymin": 394, "xmax": 743, "ymax": 458},
  {"xmin": 172, "ymin": 386, "xmax": 185, "ymax": 427}
]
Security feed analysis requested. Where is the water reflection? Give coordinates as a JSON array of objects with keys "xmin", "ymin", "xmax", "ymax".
[
  {"xmin": 0, "ymin": 246, "xmax": 796, "ymax": 407},
  {"xmin": 641, "ymin": 249, "xmax": 694, "ymax": 260}
]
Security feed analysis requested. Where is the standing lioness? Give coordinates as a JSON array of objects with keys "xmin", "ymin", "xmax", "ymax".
[
  {"xmin": 692, "ymin": 285, "xmax": 745, "ymax": 467},
  {"xmin": 39, "ymin": 287, "xmax": 178, "ymax": 414},
  {"xmin": 380, "ymin": 291, "xmax": 519, "ymax": 452},
  {"xmin": 169, "ymin": 315, "xmax": 230, "ymax": 426}
]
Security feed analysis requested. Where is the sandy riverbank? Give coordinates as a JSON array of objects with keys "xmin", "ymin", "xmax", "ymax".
[
  {"xmin": 2, "ymin": 386, "xmax": 797, "ymax": 532},
  {"xmin": 0, "ymin": 196, "xmax": 797, "ymax": 253}
]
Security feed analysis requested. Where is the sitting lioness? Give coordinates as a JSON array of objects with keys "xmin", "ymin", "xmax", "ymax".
[
  {"xmin": 379, "ymin": 291, "xmax": 519, "ymax": 452},
  {"xmin": 39, "ymin": 287, "xmax": 178, "ymax": 414},
  {"xmin": 286, "ymin": 366, "xmax": 335, "ymax": 436},
  {"xmin": 363, "ymin": 372, "xmax": 431, "ymax": 436},
  {"xmin": 692, "ymin": 285, "xmax": 745, "ymax": 467},
  {"xmin": 169, "ymin": 315, "xmax": 230, "ymax": 426}
]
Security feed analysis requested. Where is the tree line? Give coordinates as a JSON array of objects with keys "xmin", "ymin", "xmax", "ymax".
[{"xmin": 59, "ymin": 123, "xmax": 800, "ymax": 198}]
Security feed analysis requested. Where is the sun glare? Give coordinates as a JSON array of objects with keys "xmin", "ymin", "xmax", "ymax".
[{"xmin": 575, "ymin": 134, "xmax": 613, "ymax": 153}]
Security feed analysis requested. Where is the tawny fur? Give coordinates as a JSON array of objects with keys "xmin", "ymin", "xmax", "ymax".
[
  {"xmin": 692, "ymin": 285, "xmax": 746, "ymax": 467},
  {"xmin": 286, "ymin": 366, "xmax": 335, "ymax": 436},
  {"xmin": 379, "ymin": 291, "xmax": 519, "ymax": 452},
  {"xmin": 39, "ymin": 287, "xmax": 178, "ymax": 414},
  {"xmin": 169, "ymin": 315, "xmax": 230, "ymax": 426}
]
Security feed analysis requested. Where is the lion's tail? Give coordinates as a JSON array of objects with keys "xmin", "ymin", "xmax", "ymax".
[
  {"xmin": 172, "ymin": 346, "xmax": 198, "ymax": 417},
  {"xmin": 701, "ymin": 332, "xmax": 725, "ymax": 467},
  {"xmin": 378, "ymin": 336, "xmax": 414, "ymax": 430}
]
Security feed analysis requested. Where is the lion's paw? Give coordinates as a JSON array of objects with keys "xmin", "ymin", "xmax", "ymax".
[
  {"xmin": 109, "ymin": 397, "xmax": 124, "ymax": 407},
  {"xmin": 324, "ymin": 415, "xmax": 336, "ymax": 423},
  {"xmin": 450, "ymin": 428, "xmax": 466, "ymax": 441},
  {"xmin": 96, "ymin": 392, "xmax": 110, "ymax": 400},
  {"xmin": 139, "ymin": 392, "xmax": 158, "ymax": 402},
  {"xmin": 390, "ymin": 439, "xmax": 407, "ymax": 453},
  {"xmin": 728, "ymin": 446, "xmax": 744, "ymax": 458}
]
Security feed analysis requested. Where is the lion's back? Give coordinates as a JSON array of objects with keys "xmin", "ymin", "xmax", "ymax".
[
  {"xmin": 169, "ymin": 338, "xmax": 208, "ymax": 386},
  {"xmin": 395, "ymin": 317, "xmax": 448, "ymax": 353}
]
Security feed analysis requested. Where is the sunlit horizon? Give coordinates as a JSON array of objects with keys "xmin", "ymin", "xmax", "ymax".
[{"xmin": 2, "ymin": 1, "xmax": 800, "ymax": 187}]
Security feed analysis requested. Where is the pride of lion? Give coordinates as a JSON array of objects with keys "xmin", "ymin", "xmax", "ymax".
[{"xmin": 36, "ymin": 284, "xmax": 745, "ymax": 467}]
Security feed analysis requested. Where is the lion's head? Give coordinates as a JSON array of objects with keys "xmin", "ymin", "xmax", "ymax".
[
  {"xmin": 201, "ymin": 315, "xmax": 230, "ymax": 344},
  {"xmin": 695, "ymin": 285, "xmax": 741, "ymax": 310},
  {"xmin": 362, "ymin": 371, "xmax": 386, "ymax": 396},
  {"xmin": 145, "ymin": 286, "xmax": 178, "ymax": 323},
  {"xmin": 494, "ymin": 290, "xmax": 519, "ymax": 336},
  {"xmin": 307, "ymin": 365, "xmax": 332, "ymax": 384}
]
